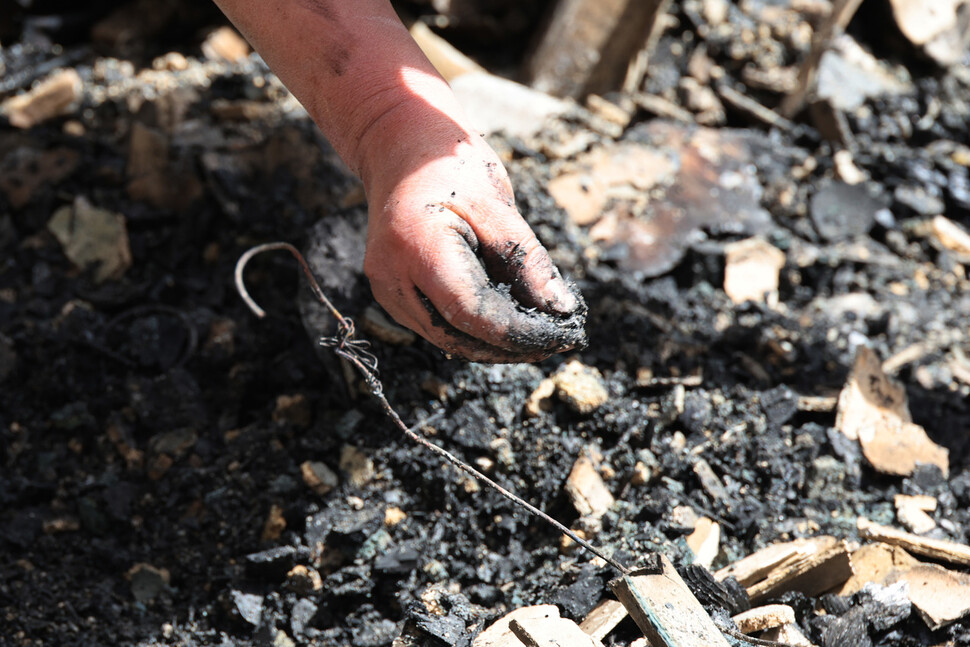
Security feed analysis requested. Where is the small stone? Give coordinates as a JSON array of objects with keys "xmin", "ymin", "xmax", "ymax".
[
  {"xmin": 553, "ymin": 361, "xmax": 609, "ymax": 414},
  {"xmin": 127, "ymin": 563, "xmax": 171, "ymax": 602},
  {"xmin": 230, "ymin": 590, "xmax": 264, "ymax": 627},
  {"xmin": 273, "ymin": 394, "xmax": 312, "ymax": 428},
  {"xmin": 834, "ymin": 150, "xmax": 868, "ymax": 185},
  {"xmin": 339, "ymin": 445, "xmax": 375, "ymax": 488},
  {"xmin": 301, "ymin": 461, "xmax": 338, "ymax": 496},
  {"xmin": 630, "ymin": 461, "xmax": 652, "ymax": 486},
  {"xmin": 201, "ymin": 26, "xmax": 251, "ymax": 62},
  {"xmin": 286, "ymin": 565, "xmax": 323, "ymax": 594},
  {"xmin": 384, "ymin": 506, "xmax": 407, "ymax": 526},
  {"xmin": 245, "ymin": 546, "xmax": 299, "ymax": 580}
]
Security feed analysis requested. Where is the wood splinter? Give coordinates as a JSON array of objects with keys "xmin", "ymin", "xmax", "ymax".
[{"xmin": 609, "ymin": 553, "xmax": 731, "ymax": 647}]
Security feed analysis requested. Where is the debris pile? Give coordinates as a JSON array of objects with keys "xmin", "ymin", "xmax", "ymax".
[{"xmin": 1, "ymin": 0, "xmax": 969, "ymax": 646}]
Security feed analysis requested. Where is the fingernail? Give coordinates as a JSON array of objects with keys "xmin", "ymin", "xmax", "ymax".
[{"xmin": 543, "ymin": 278, "xmax": 577, "ymax": 314}]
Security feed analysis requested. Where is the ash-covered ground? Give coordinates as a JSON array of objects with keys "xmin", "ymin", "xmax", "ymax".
[{"xmin": 2, "ymin": 1, "xmax": 970, "ymax": 646}]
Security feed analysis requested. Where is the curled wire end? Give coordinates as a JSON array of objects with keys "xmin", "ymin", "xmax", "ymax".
[{"xmin": 235, "ymin": 241, "xmax": 346, "ymax": 323}]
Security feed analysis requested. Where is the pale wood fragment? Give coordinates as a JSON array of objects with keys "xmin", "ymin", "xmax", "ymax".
[
  {"xmin": 746, "ymin": 540, "xmax": 853, "ymax": 603},
  {"xmin": 836, "ymin": 346, "xmax": 949, "ymax": 477},
  {"xmin": 609, "ymin": 554, "xmax": 731, "ymax": 647},
  {"xmin": 732, "ymin": 604, "xmax": 796, "ymax": 634},
  {"xmin": 472, "ymin": 605, "xmax": 561, "ymax": 647},
  {"xmin": 886, "ymin": 563, "xmax": 970, "ymax": 630},
  {"xmin": 837, "ymin": 542, "xmax": 920, "ymax": 596},
  {"xmin": 858, "ymin": 518, "xmax": 970, "ymax": 568},
  {"xmin": 510, "ymin": 616, "xmax": 604, "ymax": 647},
  {"xmin": 723, "ymin": 237, "xmax": 786, "ymax": 306},
  {"xmin": 566, "ymin": 451, "xmax": 615, "ymax": 518},
  {"xmin": 715, "ymin": 536, "xmax": 838, "ymax": 588},
  {"xmin": 895, "ymin": 494, "xmax": 938, "ymax": 535},
  {"xmin": 579, "ymin": 599, "xmax": 628, "ymax": 642},
  {"xmin": 686, "ymin": 518, "xmax": 720, "ymax": 569},
  {"xmin": 2, "ymin": 68, "xmax": 82, "ymax": 129}
]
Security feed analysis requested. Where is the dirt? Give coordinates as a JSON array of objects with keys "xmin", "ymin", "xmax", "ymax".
[{"xmin": 2, "ymin": 2, "xmax": 970, "ymax": 647}]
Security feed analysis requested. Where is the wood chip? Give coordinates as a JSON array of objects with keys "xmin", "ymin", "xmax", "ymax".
[
  {"xmin": 858, "ymin": 518, "xmax": 970, "ymax": 569},
  {"xmin": 836, "ymin": 542, "xmax": 920, "ymax": 596},
  {"xmin": 836, "ymin": 346, "xmax": 948, "ymax": 477},
  {"xmin": 510, "ymin": 616, "xmax": 604, "ymax": 647},
  {"xmin": 886, "ymin": 563, "xmax": 970, "ymax": 630},
  {"xmin": 2, "ymin": 68, "xmax": 82, "ymax": 129},
  {"xmin": 716, "ymin": 85, "xmax": 796, "ymax": 131},
  {"xmin": 693, "ymin": 458, "xmax": 728, "ymax": 502},
  {"xmin": 895, "ymin": 494, "xmax": 938, "ymax": 534},
  {"xmin": 715, "ymin": 536, "xmax": 839, "ymax": 588},
  {"xmin": 732, "ymin": 604, "xmax": 796, "ymax": 634},
  {"xmin": 565, "ymin": 451, "xmax": 615, "ymax": 518},
  {"xmin": 836, "ymin": 346, "xmax": 910, "ymax": 441},
  {"xmin": 686, "ymin": 517, "xmax": 720, "ymax": 569},
  {"xmin": 724, "ymin": 238, "xmax": 785, "ymax": 306},
  {"xmin": 472, "ymin": 605, "xmax": 561, "ymax": 647},
  {"xmin": 609, "ymin": 554, "xmax": 731, "ymax": 647},
  {"xmin": 579, "ymin": 599, "xmax": 628, "ymax": 642},
  {"xmin": 888, "ymin": 0, "xmax": 970, "ymax": 65},
  {"xmin": 47, "ymin": 196, "xmax": 132, "ymax": 283},
  {"xmin": 261, "ymin": 504, "xmax": 286, "ymax": 542},
  {"xmin": 746, "ymin": 539, "xmax": 853, "ymax": 603}
]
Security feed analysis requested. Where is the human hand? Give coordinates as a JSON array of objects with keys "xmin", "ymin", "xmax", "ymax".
[{"xmin": 360, "ymin": 117, "xmax": 587, "ymax": 363}]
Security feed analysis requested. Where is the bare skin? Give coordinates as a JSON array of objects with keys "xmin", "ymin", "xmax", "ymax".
[{"xmin": 213, "ymin": 0, "xmax": 586, "ymax": 362}]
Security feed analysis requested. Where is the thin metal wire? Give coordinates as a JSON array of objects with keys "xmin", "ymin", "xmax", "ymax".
[{"xmin": 234, "ymin": 242, "xmax": 628, "ymax": 574}]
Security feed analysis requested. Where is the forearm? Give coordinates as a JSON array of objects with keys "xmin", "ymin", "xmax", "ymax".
[{"xmin": 211, "ymin": 0, "xmax": 468, "ymax": 184}]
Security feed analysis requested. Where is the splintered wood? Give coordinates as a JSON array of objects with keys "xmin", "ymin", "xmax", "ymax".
[
  {"xmin": 835, "ymin": 346, "xmax": 949, "ymax": 477},
  {"xmin": 714, "ymin": 536, "xmax": 852, "ymax": 603},
  {"xmin": 610, "ymin": 554, "xmax": 731, "ymax": 647}
]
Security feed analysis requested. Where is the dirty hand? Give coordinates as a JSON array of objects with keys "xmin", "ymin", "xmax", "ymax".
[
  {"xmin": 212, "ymin": 0, "xmax": 585, "ymax": 361},
  {"xmin": 359, "ymin": 112, "xmax": 587, "ymax": 363}
]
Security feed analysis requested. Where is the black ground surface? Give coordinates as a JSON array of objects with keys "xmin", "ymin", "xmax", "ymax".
[{"xmin": 2, "ymin": 1, "xmax": 970, "ymax": 646}]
